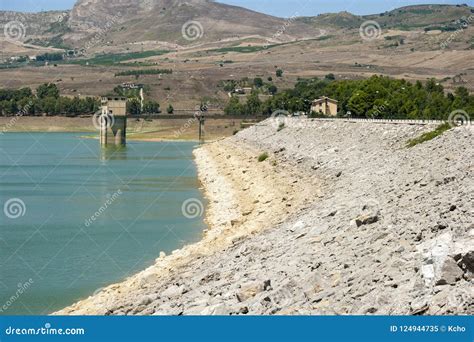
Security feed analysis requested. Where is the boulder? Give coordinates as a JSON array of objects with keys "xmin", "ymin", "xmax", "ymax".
[
  {"xmin": 458, "ymin": 251, "xmax": 474, "ymax": 279},
  {"xmin": 355, "ymin": 213, "xmax": 379, "ymax": 227},
  {"xmin": 435, "ymin": 258, "xmax": 463, "ymax": 285},
  {"xmin": 161, "ymin": 285, "xmax": 186, "ymax": 298},
  {"xmin": 236, "ymin": 282, "xmax": 266, "ymax": 302}
]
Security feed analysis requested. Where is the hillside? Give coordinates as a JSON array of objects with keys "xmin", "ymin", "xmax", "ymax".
[
  {"xmin": 0, "ymin": 2, "xmax": 473, "ymax": 109},
  {"xmin": 1, "ymin": 2, "xmax": 472, "ymax": 53},
  {"xmin": 0, "ymin": 0, "xmax": 320, "ymax": 52},
  {"xmin": 64, "ymin": 0, "xmax": 319, "ymax": 46},
  {"xmin": 298, "ymin": 4, "xmax": 474, "ymax": 30}
]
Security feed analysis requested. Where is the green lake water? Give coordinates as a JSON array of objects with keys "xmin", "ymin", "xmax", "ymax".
[{"xmin": 0, "ymin": 133, "xmax": 206, "ymax": 315}]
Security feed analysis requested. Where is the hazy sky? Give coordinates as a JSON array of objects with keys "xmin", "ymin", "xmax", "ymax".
[{"xmin": 0, "ymin": 0, "xmax": 472, "ymax": 16}]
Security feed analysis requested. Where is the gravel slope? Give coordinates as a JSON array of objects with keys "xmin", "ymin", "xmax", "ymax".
[{"xmin": 56, "ymin": 119, "xmax": 473, "ymax": 315}]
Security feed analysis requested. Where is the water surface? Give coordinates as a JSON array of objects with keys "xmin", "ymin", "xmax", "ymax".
[{"xmin": 0, "ymin": 133, "xmax": 206, "ymax": 314}]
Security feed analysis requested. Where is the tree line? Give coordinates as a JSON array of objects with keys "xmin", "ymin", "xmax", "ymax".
[
  {"xmin": 0, "ymin": 83, "xmax": 163, "ymax": 116},
  {"xmin": 225, "ymin": 75, "xmax": 474, "ymax": 120},
  {"xmin": 0, "ymin": 84, "xmax": 99, "ymax": 116}
]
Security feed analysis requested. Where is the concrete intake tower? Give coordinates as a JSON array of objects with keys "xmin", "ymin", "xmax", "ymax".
[{"xmin": 100, "ymin": 97, "xmax": 127, "ymax": 146}]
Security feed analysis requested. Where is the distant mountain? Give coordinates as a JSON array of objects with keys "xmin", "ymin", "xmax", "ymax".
[
  {"xmin": 0, "ymin": 2, "xmax": 472, "ymax": 52},
  {"xmin": 298, "ymin": 4, "xmax": 474, "ymax": 30},
  {"xmin": 51, "ymin": 0, "xmax": 318, "ymax": 48}
]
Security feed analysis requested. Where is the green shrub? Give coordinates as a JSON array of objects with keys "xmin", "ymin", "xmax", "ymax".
[
  {"xmin": 407, "ymin": 123, "xmax": 452, "ymax": 147},
  {"xmin": 258, "ymin": 152, "xmax": 269, "ymax": 162},
  {"xmin": 115, "ymin": 69, "xmax": 172, "ymax": 77}
]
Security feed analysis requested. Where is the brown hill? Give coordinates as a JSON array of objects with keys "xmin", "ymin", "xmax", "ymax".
[
  {"xmin": 64, "ymin": 0, "xmax": 320, "ymax": 47},
  {"xmin": 1, "ymin": 2, "xmax": 472, "ymax": 53},
  {"xmin": 298, "ymin": 4, "xmax": 473, "ymax": 30}
]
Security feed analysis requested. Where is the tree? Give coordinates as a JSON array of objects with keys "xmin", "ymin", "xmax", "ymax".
[
  {"xmin": 325, "ymin": 73, "xmax": 336, "ymax": 81},
  {"xmin": 276, "ymin": 69, "xmax": 283, "ymax": 77},
  {"xmin": 224, "ymin": 97, "xmax": 244, "ymax": 115},
  {"xmin": 268, "ymin": 85, "xmax": 278, "ymax": 95},
  {"xmin": 245, "ymin": 91, "xmax": 262, "ymax": 115},
  {"xmin": 425, "ymin": 78, "xmax": 443, "ymax": 93},
  {"xmin": 253, "ymin": 77, "xmax": 263, "ymax": 88},
  {"xmin": 41, "ymin": 97, "xmax": 57, "ymax": 115},
  {"xmin": 127, "ymin": 98, "xmax": 142, "ymax": 115},
  {"xmin": 36, "ymin": 83, "xmax": 60, "ymax": 99},
  {"xmin": 143, "ymin": 100, "xmax": 160, "ymax": 114},
  {"xmin": 167, "ymin": 104, "xmax": 174, "ymax": 114},
  {"xmin": 223, "ymin": 80, "xmax": 236, "ymax": 92},
  {"xmin": 346, "ymin": 91, "xmax": 371, "ymax": 117}
]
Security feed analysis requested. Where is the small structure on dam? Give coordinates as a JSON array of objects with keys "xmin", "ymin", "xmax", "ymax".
[{"xmin": 100, "ymin": 97, "xmax": 127, "ymax": 146}]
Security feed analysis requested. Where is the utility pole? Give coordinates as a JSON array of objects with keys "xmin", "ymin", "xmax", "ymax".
[
  {"xmin": 198, "ymin": 102, "xmax": 208, "ymax": 142},
  {"xmin": 198, "ymin": 114, "xmax": 205, "ymax": 141}
]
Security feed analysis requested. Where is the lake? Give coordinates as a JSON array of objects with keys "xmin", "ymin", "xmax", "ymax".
[{"xmin": 0, "ymin": 133, "xmax": 206, "ymax": 315}]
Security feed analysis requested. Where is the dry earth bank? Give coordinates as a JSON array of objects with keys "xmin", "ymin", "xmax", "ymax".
[
  {"xmin": 56, "ymin": 119, "xmax": 473, "ymax": 315},
  {"xmin": 0, "ymin": 116, "xmax": 252, "ymax": 141}
]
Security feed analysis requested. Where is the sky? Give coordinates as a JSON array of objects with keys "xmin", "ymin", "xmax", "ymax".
[{"xmin": 0, "ymin": 0, "xmax": 472, "ymax": 16}]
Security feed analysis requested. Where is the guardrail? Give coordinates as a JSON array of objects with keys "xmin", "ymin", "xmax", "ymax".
[{"xmin": 296, "ymin": 117, "xmax": 472, "ymax": 126}]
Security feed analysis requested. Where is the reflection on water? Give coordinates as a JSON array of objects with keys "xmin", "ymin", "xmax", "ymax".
[
  {"xmin": 100, "ymin": 145, "xmax": 129, "ymax": 162},
  {"xmin": 0, "ymin": 133, "xmax": 206, "ymax": 315}
]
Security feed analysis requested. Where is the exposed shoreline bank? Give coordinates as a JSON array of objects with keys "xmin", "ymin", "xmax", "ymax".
[
  {"xmin": 55, "ymin": 119, "xmax": 473, "ymax": 315},
  {"xmin": 55, "ymin": 133, "xmax": 317, "ymax": 315},
  {"xmin": 0, "ymin": 116, "xmax": 245, "ymax": 141}
]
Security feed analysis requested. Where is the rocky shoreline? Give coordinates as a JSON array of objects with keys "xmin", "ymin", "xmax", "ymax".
[{"xmin": 56, "ymin": 119, "xmax": 473, "ymax": 315}]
